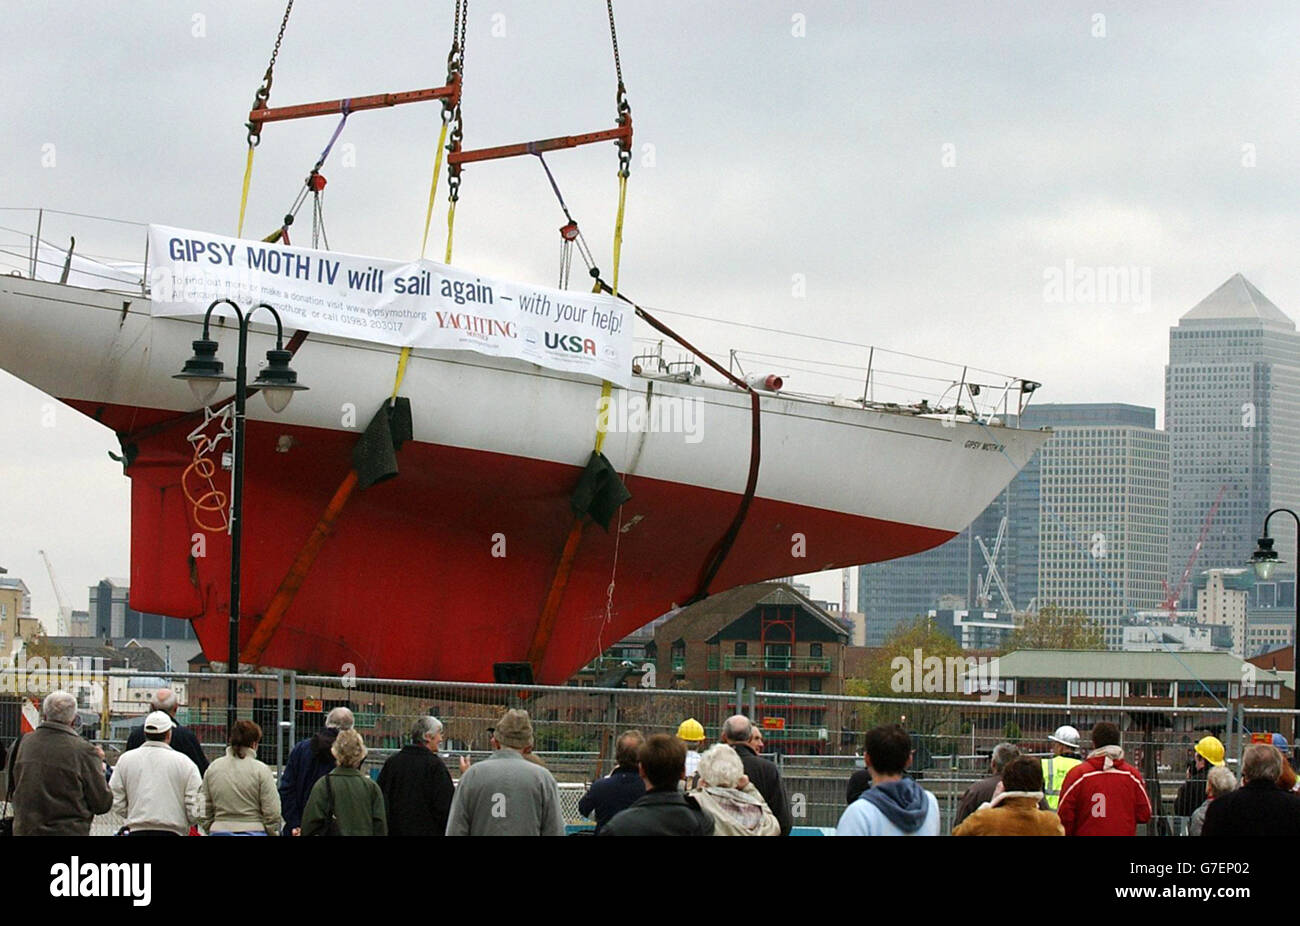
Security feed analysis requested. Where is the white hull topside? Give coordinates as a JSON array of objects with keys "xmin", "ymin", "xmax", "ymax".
[{"xmin": 0, "ymin": 276, "xmax": 1048, "ymax": 535}]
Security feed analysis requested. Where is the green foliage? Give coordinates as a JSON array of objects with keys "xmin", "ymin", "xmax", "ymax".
[
  {"xmin": 844, "ymin": 616, "xmax": 967, "ymax": 765},
  {"xmin": 532, "ymin": 725, "xmax": 599, "ymax": 753},
  {"xmin": 1006, "ymin": 604, "xmax": 1105, "ymax": 651},
  {"xmin": 845, "ymin": 616, "xmax": 963, "ymax": 699}
]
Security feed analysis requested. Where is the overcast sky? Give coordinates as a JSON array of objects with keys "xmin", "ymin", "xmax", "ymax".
[{"xmin": 3, "ymin": 0, "xmax": 1299, "ymax": 624}]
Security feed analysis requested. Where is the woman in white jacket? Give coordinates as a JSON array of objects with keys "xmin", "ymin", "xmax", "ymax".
[
  {"xmin": 692, "ymin": 744, "xmax": 780, "ymax": 836},
  {"xmin": 201, "ymin": 720, "xmax": 282, "ymax": 836}
]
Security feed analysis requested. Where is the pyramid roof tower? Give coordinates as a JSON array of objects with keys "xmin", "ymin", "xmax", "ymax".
[{"xmin": 1180, "ymin": 273, "xmax": 1294, "ymax": 329}]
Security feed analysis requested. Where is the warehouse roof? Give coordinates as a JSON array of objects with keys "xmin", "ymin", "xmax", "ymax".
[{"xmin": 996, "ymin": 649, "xmax": 1283, "ymax": 683}]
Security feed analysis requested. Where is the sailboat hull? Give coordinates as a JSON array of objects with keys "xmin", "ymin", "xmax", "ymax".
[{"xmin": 1, "ymin": 276, "xmax": 1047, "ymax": 682}]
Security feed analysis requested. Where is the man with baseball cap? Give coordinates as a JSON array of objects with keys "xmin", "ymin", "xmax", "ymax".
[
  {"xmin": 109, "ymin": 710, "xmax": 203, "ymax": 836},
  {"xmin": 1174, "ymin": 735, "xmax": 1225, "ymax": 819},
  {"xmin": 123, "ymin": 687, "xmax": 208, "ymax": 774},
  {"xmin": 1041, "ymin": 725, "xmax": 1082, "ymax": 810},
  {"xmin": 446, "ymin": 709, "xmax": 564, "ymax": 836}
]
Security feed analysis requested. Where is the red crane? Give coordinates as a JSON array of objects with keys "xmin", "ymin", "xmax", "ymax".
[{"xmin": 1162, "ymin": 483, "xmax": 1228, "ymax": 615}]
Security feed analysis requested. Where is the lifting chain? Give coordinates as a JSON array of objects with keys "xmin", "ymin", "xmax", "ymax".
[
  {"xmin": 246, "ymin": 0, "xmax": 295, "ymax": 146},
  {"xmin": 607, "ymin": 0, "xmax": 624, "ymax": 89},
  {"xmin": 608, "ymin": 0, "xmax": 631, "ymax": 178},
  {"xmin": 445, "ymin": 0, "xmax": 468, "ymax": 203}
]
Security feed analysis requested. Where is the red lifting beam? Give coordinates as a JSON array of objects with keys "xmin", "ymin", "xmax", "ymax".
[
  {"xmin": 448, "ymin": 119, "xmax": 632, "ymax": 167},
  {"xmin": 248, "ymin": 78, "xmax": 461, "ymax": 135}
]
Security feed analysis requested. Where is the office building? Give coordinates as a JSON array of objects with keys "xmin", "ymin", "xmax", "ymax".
[{"xmin": 1166, "ymin": 274, "xmax": 1300, "ymax": 598}]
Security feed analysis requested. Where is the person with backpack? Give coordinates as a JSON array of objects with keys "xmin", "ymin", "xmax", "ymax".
[{"xmin": 299, "ymin": 729, "xmax": 386, "ymax": 836}]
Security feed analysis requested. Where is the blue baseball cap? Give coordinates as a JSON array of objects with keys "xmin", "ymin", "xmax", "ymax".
[{"xmin": 1272, "ymin": 733, "xmax": 1289, "ymax": 750}]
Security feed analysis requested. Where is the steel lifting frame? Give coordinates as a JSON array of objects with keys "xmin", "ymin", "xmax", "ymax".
[
  {"xmin": 246, "ymin": 75, "xmax": 462, "ymax": 137},
  {"xmin": 447, "ymin": 116, "xmax": 633, "ymax": 169}
]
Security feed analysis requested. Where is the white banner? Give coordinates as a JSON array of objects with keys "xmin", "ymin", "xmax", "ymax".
[{"xmin": 147, "ymin": 225, "xmax": 634, "ymax": 387}]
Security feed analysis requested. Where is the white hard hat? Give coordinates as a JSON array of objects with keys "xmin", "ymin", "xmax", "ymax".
[{"xmin": 1049, "ymin": 725, "xmax": 1080, "ymax": 748}]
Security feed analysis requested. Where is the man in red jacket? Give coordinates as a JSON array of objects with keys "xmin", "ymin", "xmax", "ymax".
[{"xmin": 1057, "ymin": 721, "xmax": 1152, "ymax": 836}]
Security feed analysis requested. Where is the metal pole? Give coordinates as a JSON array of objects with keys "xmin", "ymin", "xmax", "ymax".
[
  {"xmin": 862, "ymin": 346, "xmax": 874, "ymax": 404},
  {"xmin": 289, "ymin": 670, "xmax": 297, "ymax": 767},
  {"xmin": 31, "ymin": 208, "xmax": 43, "ymax": 278},
  {"xmin": 1293, "ymin": 512, "xmax": 1298, "ymax": 734},
  {"xmin": 226, "ymin": 309, "xmax": 250, "ymax": 735},
  {"xmin": 1257, "ymin": 508, "xmax": 1300, "ymax": 725},
  {"xmin": 1235, "ymin": 704, "xmax": 1245, "ymax": 766},
  {"xmin": 275, "ymin": 670, "xmax": 285, "ymax": 774}
]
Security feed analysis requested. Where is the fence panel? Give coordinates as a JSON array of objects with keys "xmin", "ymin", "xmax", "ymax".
[
  {"xmin": 290, "ymin": 676, "xmax": 740, "ymax": 785},
  {"xmin": 7, "ymin": 665, "xmax": 1297, "ymax": 834}
]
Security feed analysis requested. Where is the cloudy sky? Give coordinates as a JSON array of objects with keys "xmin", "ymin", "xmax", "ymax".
[{"xmin": 3, "ymin": 0, "xmax": 1299, "ymax": 623}]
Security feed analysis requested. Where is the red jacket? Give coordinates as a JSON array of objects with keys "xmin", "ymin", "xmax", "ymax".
[{"xmin": 1057, "ymin": 747, "xmax": 1152, "ymax": 836}]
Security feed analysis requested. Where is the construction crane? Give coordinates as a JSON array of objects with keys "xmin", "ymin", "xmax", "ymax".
[
  {"xmin": 38, "ymin": 549, "xmax": 71, "ymax": 637},
  {"xmin": 1161, "ymin": 483, "xmax": 1228, "ymax": 616},
  {"xmin": 975, "ymin": 516, "xmax": 1016, "ymax": 611}
]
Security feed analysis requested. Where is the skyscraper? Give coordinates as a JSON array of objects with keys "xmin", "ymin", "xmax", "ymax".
[
  {"xmin": 1166, "ymin": 274, "xmax": 1300, "ymax": 601},
  {"xmin": 1031, "ymin": 406, "xmax": 1170, "ymax": 648},
  {"xmin": 859, "ymin": 403, "xmax": 1169, "ymax": 649}
]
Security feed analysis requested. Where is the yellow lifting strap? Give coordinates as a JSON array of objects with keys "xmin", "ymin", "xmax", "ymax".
[
  {"xmin": 444, "ymin": 199, "xmax": 458, "ymax": 264},
  {"xmin": 389, "ymin": 346, "xmax": 413, "ymax": 403},
  {"xmin": 393, "ymin": 129, "xmax": 454, "ymax": 404},
  {"xmin": 592, "ymin": 169, "xmax": 629, "ymax": 453},
  {"xmin": 594, "ymin": 380, "xmax": 613, "ymax": 453},
  {"xmin": 419, "ymin": 120, "xmax": 451, "ymax": 259},
  {"xmin": 611, "ymin": 172, "xmax": 628, "ymax": 296},
  {"xmin": 236, "ymin": 145, "xmax": 256, "ymax": 238}
]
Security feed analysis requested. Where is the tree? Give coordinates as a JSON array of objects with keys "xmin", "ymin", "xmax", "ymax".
[
  {"xmin": 844, "ymin": 617, "xmax": 967, "ymax": 769},
  {"xmin": 846, "ymin": 617, "xmax": 964, "ymax": 699},
  {"xmin": 1006, "ymin": 604, "xmax": 1104, "ymax": 651}
]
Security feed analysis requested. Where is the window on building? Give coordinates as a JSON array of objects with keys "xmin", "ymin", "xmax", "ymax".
[
  {"xmin": 735, "ymin": 641, "xmax": 747, "ymax": 656},
  {"xmin": 765, "ymin": 642, "xmax": 792, "ymax": 671},
  {"xmin": 809, "ymin": 677, "xmax": 822, "ymax": 693},
  {"xmin": 809, "ymin": 642, "xmax": 823, "ymax": 658}
]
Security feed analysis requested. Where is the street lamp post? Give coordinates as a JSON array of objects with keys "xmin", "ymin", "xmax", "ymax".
[
  {"xmin": 174, "ymin": 299, "xmax": 307, "ymax": 734},
  {"xmin": 1250, "ymin": 509, "xmax": 1300, "ymax": 739}
]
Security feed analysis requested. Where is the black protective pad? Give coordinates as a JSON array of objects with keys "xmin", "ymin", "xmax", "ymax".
[
  {"xmin": 352, "ymin": 398, "xmax": 413, "ymax": 489},
  {"xmin": 569, "ymin": 450, "xmax": 632, "ymax": 531}
]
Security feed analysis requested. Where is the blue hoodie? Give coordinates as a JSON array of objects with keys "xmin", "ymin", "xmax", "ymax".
[{"xmin": 835, "ymin": 777, "xmax": 939, "ymax": 836}]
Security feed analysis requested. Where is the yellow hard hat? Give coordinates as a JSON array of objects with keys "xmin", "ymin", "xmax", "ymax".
[
  {"xmin": 676, "ymin": 718, "xmax": 705, "ymax": 742},
  {"xmin": 1195, "ymin": 736, "xmax": 1225, "ymax": 767}
]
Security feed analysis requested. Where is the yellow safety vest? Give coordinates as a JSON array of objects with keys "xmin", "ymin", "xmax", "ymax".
[{"xmin": 1041, "ymin": 755, "xmax": 1081, "ymax": 810}]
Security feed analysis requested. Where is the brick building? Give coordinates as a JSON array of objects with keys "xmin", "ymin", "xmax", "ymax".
[{"xmin": 653, "ymin": 583, "xmax": 850, "ymax": 753}]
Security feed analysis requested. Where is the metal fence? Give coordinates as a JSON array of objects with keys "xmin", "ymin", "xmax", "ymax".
[{"xmin": 5, "ymin": 667, "xmax": 1297, "ymax": 833}]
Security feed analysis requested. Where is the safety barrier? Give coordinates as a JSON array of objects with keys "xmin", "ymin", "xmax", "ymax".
[{"xmin": 5, "ymin": 668, "xmax": 1296, "ymax": 834}]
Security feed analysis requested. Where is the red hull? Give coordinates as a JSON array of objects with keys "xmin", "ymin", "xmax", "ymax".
[{"xmin": 74, "ymin": 399, "xmax": 954, "ymax": 683}]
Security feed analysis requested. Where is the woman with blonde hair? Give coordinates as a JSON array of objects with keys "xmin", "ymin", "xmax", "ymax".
[
  {"xmin": 299, "ymin": 728, "xmax": 387, "ymax": 836},
  {"xmin": 201, "ymin": 719, "xmax": 282, "ymax": 835}
]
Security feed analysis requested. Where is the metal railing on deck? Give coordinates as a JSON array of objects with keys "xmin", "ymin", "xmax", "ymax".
[{"xmin": 723, "ymin": 655, "xmax": 831, "ymax": 673}]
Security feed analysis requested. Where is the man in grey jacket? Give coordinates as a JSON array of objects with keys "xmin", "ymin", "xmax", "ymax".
[
  {"xmin": 10, "ymin": 691, "xmax": 114, "ymax": 835},
  {"xmin": 446, "ymin": 709, "xmax": 564, "ymax": 836}
]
